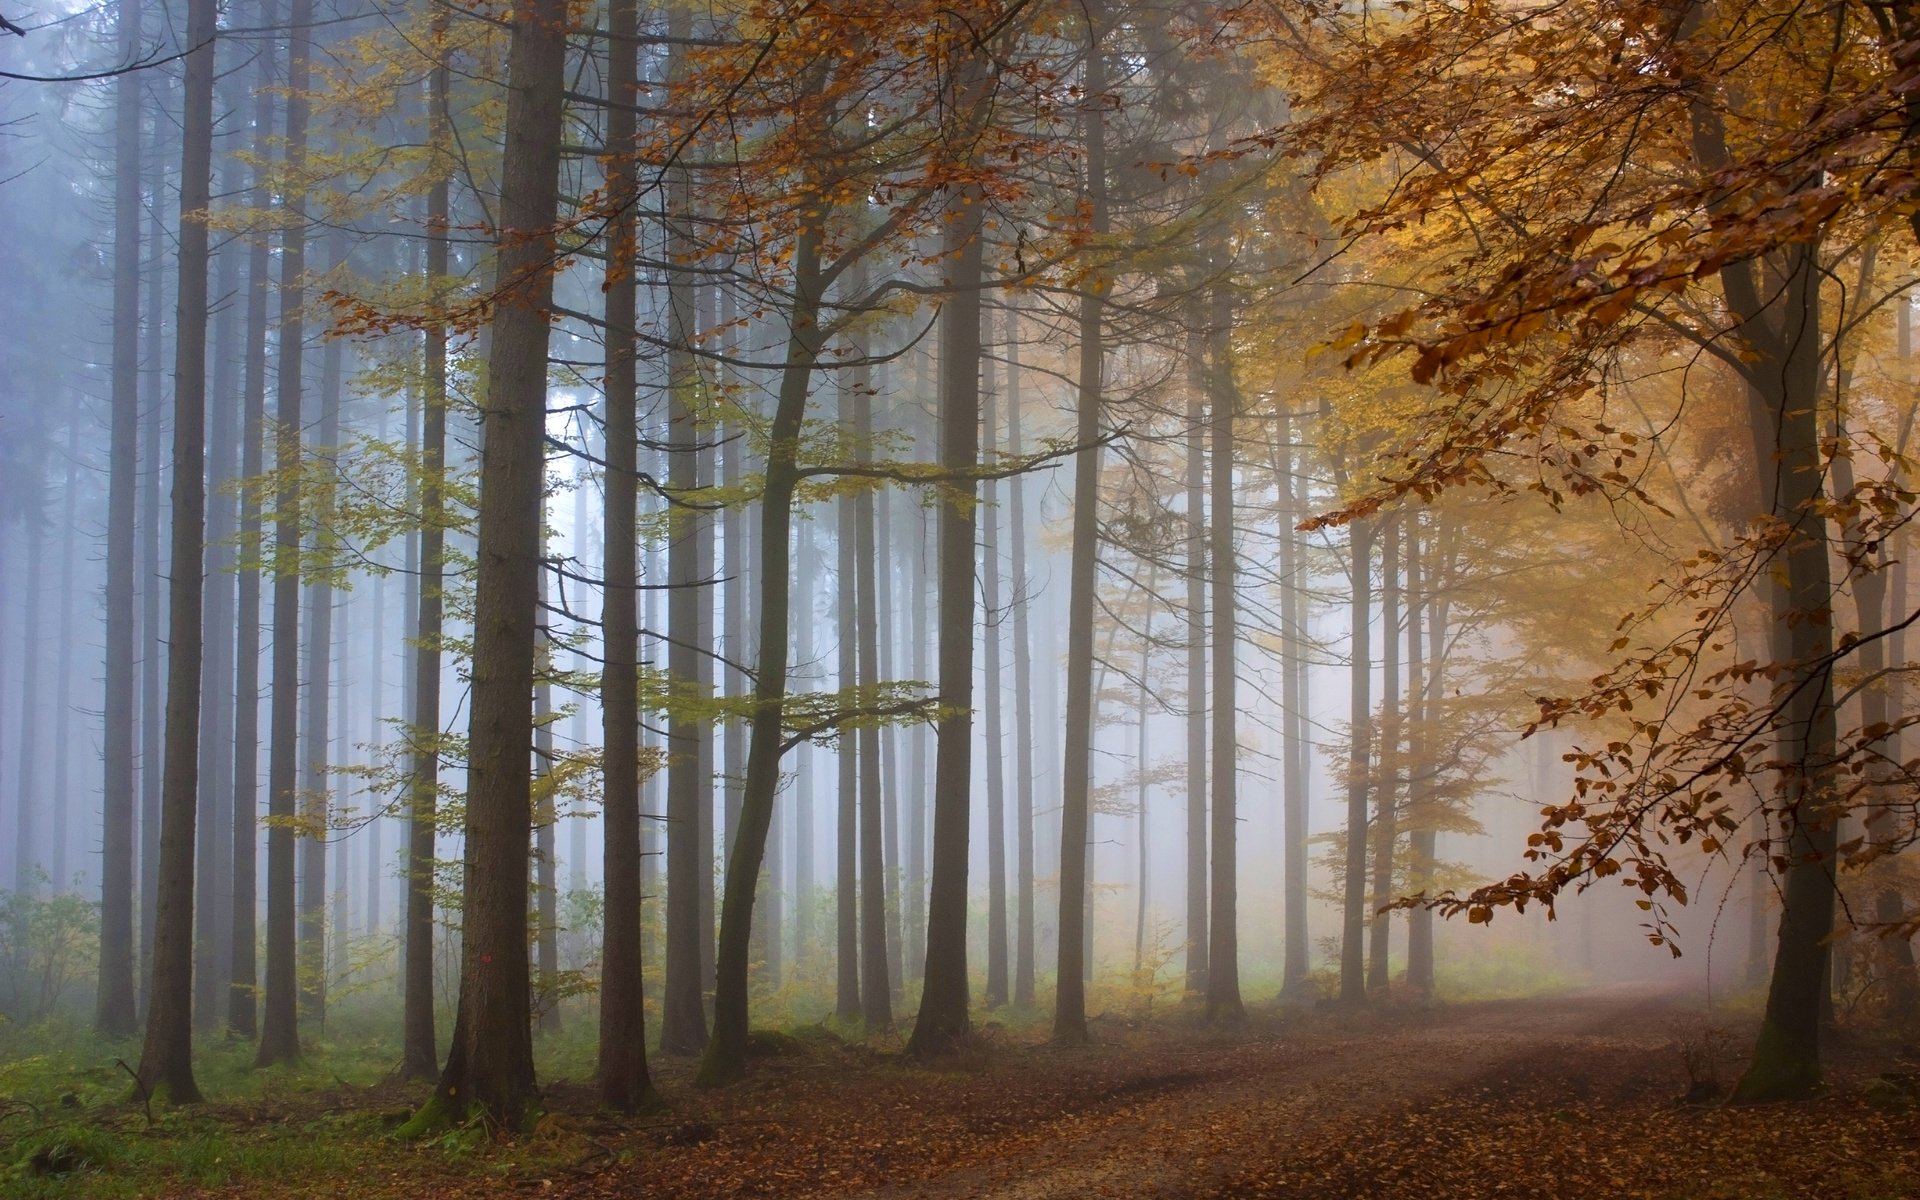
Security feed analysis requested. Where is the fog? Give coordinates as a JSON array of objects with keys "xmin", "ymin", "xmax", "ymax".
[{"xmin": 0, "ymin": 0, "xmax": 1913, "ymax": 1192}]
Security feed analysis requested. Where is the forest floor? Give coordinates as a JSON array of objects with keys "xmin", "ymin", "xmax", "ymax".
[{"xmin": 7, "ymin": 985, "xmax": 1920, "ymax": 1198}]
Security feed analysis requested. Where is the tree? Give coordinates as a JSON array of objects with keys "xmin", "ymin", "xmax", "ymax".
[
  {"xmin": 1053, "ymin": 10, "xmax": 1106, "ymax": 1047},
  {"xmin": 134, "ymin": 0, "xmax": 217, "ymax": 1103},
  {"xmin": 596, "ymin": 0, "xmax": 655, "ymax": 1110},
  {"xmin": 415, "ymin": 0, "xmax": 568, "ymax": 1131},
  {"xmin": 1204, "ymin": 277, "xmax": 1244, "ymax": 1024},
  {"xmin": 257, "ymin": 0, "xmax": 314, "ymax": 1071},
  {"xmin": 401, "ymin": 1, "xmax": 451, "ymax": 1083},
  {"xmin": 94, "ymin": 0, "xmax": 143, "ymax": 1041},
  {"xmin": 906, "ymin": 25, "xmax": 992, "ymax": 1056}
]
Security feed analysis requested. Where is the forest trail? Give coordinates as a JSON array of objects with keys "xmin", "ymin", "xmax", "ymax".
[{"xmin": 841, "ymin": 985, "xmax": 1683, "ymax": 1200}]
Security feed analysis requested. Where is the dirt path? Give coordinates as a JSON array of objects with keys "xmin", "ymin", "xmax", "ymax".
[{"xmin": 840, "ymin": 986, "xmax": 1684, "ymax": 1200}]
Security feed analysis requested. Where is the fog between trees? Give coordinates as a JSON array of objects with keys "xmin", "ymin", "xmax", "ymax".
[{"xmin": 0, "ymin": 0, "xmax": 1916, "ymax": 1145}]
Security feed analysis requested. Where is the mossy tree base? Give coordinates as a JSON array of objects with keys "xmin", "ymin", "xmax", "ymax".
[{"xmin": 1728, "ymin": 1019, "xmax": 1821, "ymax": 1104}]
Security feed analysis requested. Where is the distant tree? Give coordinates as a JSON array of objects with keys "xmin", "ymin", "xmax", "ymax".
[{"xmin": 134, "ymin": 0, "xmax": 217, "ymax": 1103}]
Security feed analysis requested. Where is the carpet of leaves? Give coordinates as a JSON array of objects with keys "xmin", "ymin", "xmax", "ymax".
[{"xmin": 152, "ymin": 993, "xmax": 1920, "ymax": 1199}]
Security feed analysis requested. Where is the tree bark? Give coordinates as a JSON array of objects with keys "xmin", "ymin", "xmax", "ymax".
[
  {"xmin": 854, "ymin": 307, "xmax": 893, "ymax": 1028},
  {"xmin": 1053, "ymin": 21, "xmax": 1106, "ymax": 1044},
  {"xmin": 658, "ymin": 3, "xmax": 711, "ymax": 1057},
  {"xmin": 1339, "ymin": 517, "xmax": 1374, "ymax": 1005},
  {"xmin": 227, "ymin": 0, "xmax": 276, "ymax": 1040},
  {"xmin": 256, "ymin": 0, "xmax": 314, "ymax": 1070},
  {"xmin": 1183, "ymin": 326, "xmax": 1208, "ymax": 999},
  {"xmin": 695, "ymin": 225, "xmax": 826, "ymax": 1087},
  {"xmin": 133, "ymin": 0, "xmax": 217, "ymax": 1103},
  {"xmin": 1368, "ymin": 513, "xmax": 1401, "ymax": 991},
  {"xmin": 907, "ymin": 56, "xmax": 987, "ymax": 1054},
  {"xmin": 1204, "ymin": 280, "xmax": 1244, "ymax": 1024},
  {"xmin": 1007, "ymin": 313, "xmax": 1037, "ymax": 1010},
  {"xmin": 401, "ymin": 7, "xmax": 450, "ymax": 1079},
  {"xmin": 418, "ymin": 0, "xmax": 567, "ymax": 1131},
  {"xmin": 982, "ymin": 337, "xmax": 1008, "ymax": 1010},
  {"xmin": 96, "ymin": 0, "xmax": 144, "ymax": 1038},
  {"xmin": 596, "ymin": 0, "xmax": 654, "ymax": 1108}
]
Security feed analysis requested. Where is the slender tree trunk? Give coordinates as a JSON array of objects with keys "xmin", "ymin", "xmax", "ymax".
[
  {"xmin": 14, "ymin": 475, "xmax": 44, "ymax": 895},
  {"xmin": 140, "ymin": 176, "xmax": 167, "ymax": 1010},
  {"xmin": 1133, "ymin": 570, "xmax": 1154, "ymax": 977},
  {"xmin": 1275, "ymin": 410, "xmax": 1310, "ymax": 999},
  {"xmin": 1368, "ymin": 514, "xmax": 1401, "ymax": 991},
  {"xmin": 1183, "ymin": 326, "xmax": 1208, "ymax": 999},
  {"xmin": 96, "ymin": 0, "xmax": 144, "ymax": 1039},
  {"xmin": 256, "ymin": 0, "xmax": 314, "ymax": 1069},
  {"xmin": 658, "ymin": 6, "xmax": 710, "ymax": 1057},
  {"xmin": 855, "ymin": 317, "xmax": 893, "ymax": 1028},
  {"xmin": 793, "ymin": 517, "xmax": 816, "ymax": 970},
  {"xmin": 1204, "ymin": 281, "xmax": 1243, "ymax": 1025},
  {"xmin": 835, "ymin": 422, "xmax": 862, "ymax": 1022},
  {"xmin": 908, "ymin": 58, "xmax": 987, "ymax": 1054},
  {"xmin": 697, "ymin": 223, "xmax": 825, "ymax": 1085},
  {"xmin": 1007, "ymin": 316, "xmax": 1037, "ymax": 1010},
  {"xmin": 417, "ymin": 0, "xmax": 567, "ymax": 1130},
  {"xmin": 195, "ymin": 129, "xmax": 242, "ymax": 1033},
  {"xmin": 134, "ymin": 0, "xmax": 217, "ymax": 1102},
  {"xmin": 1339, "ymin": 517, "xmax": 1374, "ymax": 1005},
  {"xmin": 1404, "ymin": 515, "xmax": 1436, "ymax": 995},
  {"xmin": 401, "ymin": 12, "xmax": 450, "ymax": 1082},
  {"xmin": 228, "ymin": 2, "xmax": 276, "ymax": 1040},
  {"xmin": 596, "ymin": 0, "xmax": 654, "ymax": 1107},
  {"xmin": 52, "ymin": 423, "xmax": 80, "ymax": 893},
  {"xmin": 299, "ymin": 233, "xmax": 347, "ymax": 1028},
  {"xmin": 1052, "ymin": 22, "xmax": 1105, "ymax": 1045},
  {"xmin": 906, "ymin": 345, "xmax": 931, "ymax": 985},
  {"xmin": 534, "ymin": 571, "xmax": 559, "ymax": 1034},
  {"xmin": 982, "ymin": 341, "xmax": 1008, "ymax": 1010}
]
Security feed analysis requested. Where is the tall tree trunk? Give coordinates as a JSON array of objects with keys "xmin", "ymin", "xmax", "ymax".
[
  {"xmin": 299, "ymin": 232, "xmax": 347, "ymax": 1028},
  {"xmin": 855, "ymin": 311, "xmax": 893, "ymax": 1028},
  {"xmin": 1052, "ymin": 20, "xmax": 1105, "ymax": 1044},
  {"xmin": 140, "ymin": 172, "xmax": 167, "ymax": 1010},
  {"xmin": 1007, "ymin": 315, "xmax": 1037, "ymax": 1010},
  {"xmin": 1729, "ymin": 245, "xmax": 1837, "ymax": 1102},
  {"xmin": 418, "ymin": 0, "xmax": 567, "ymax": 1130},
  {"xmin": 401, "ymin": 8, "xmax": 450, "ymax": 1082},
  {"xmin": 1275, "ymin": 409, "xmax": 1310, "ymax": 999},
  {"xmin": 14, "ymin": 469, "xmax": 44, "ymax": 895},
  {"xmin": 1339, "ymin": 517, "xmax": 1374, "ymax": 1005},
  {"xmin": 1204, "ymin": 281, "xmax": 1243, "ymax": 1024},
  {"xmin": 907, "ymin": 53, "xmax": 987, "ymax": 1054},
  {"xmin": 596, "ymin": 0, "xmax": 654, "ymax": 1108},
  {"xmin": 52, "ymin": 422, "xmax": 80, "ymax": 892},
  {"xmin": 228, "ymin": 1, "xmax": 277, "ymax": 1040},
  {"xmin": 1368, "ymin": 513, "xmax": 1401, "ymax": 991},
  {"xmin": 195, "ymin": 125, "xmax": 243, "ymax": 1032},
  {"xmin": 1133, "ymin": 570, "xmax": 1154, "ymax": 977},
  {"xmin": 982, "ymin": 339, "xmax": 1008, "ymax": 1010},
  {"xmin": 1183, "ymin": 325, "xmax": 1208, "ymax": 999},
  {"xmin": 906, "ymin": 343, "xmax": 931, "ymax": 984},
  {"xmin": 96, "ymin": 0, "xmax": 144, "ymax": 1039},
  {"xmin": 1404, "ymin": 515, "xmax": 1436, "ymax": 995},
  {"xmin": 534, "ymin": 567, "xmax": 559, "ymax": 1034},
  {"xmin": 702, "ymin": 213, "xmax": 829, "ymax": 1075},
  {"xmin": 134, "ymin": 0, "xmax": 216, "ymax": 1102},
  {"xmin": 657, "ymin": 4, "xmax": 711, "ymax": 1057},
  {"xmin": 793, "ymin": 517, "xmax": 816, "ymax": 971},
  {"xmin": 836, "ymin": 420, "xmax": 862, "ymax": 1022},
  {"xmin": 695, "ymin": 218, "xmax": 827, "ymax": 1085},
  {"xmin": 256, "ymin": 0, "xmax": 314, "ymax": 1069}
]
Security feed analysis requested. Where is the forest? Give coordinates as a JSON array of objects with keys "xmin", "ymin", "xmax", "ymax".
[{"xmin": 2, "ymin": 0, "xmax": 1920, "ymax": 1195}]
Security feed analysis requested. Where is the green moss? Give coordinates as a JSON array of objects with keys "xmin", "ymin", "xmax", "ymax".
[{"xmin": 1728, "ymin": 1018, "xmax": 1822, "ymax": 1103}]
